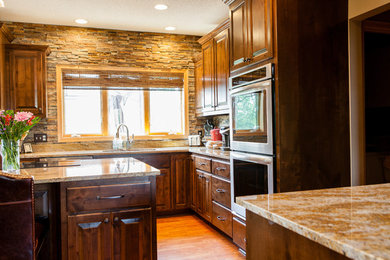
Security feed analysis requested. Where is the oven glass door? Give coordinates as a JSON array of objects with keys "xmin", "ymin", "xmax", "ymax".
[
  {"xmin": 231, "ymin": 152, "xmax": 274, "ymax": 218},
  {"xmin": 233, "ymin": 159, "xmax": 269, "ymax": 201},
  {"xmin": 231, "ymin": 83, "xmax": 270, "ymax": 144}
]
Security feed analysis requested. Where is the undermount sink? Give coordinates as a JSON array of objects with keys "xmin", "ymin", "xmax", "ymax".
[{"xmin": 102, "ymin": 148, "xmax": 158, "ymax": 153}]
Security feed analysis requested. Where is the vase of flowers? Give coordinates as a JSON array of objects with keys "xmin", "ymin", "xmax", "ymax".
[{"xmin": 0, "ymin": 110, "xmax": 40, "ymax": 173}]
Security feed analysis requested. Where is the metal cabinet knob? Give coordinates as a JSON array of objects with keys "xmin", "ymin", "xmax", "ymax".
[{"xmin": 104, "ymin": 218, "xmax": 109, "ymax": 223}]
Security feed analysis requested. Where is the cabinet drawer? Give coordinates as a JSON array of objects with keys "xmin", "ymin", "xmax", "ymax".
[
  {"xmin": 212, "ymin": 201, "xmax": 232, "ymax": 237},
  {"xmin": 67, "ymin": 182, "xmax": 151, "ymax": 213},
  {"xmin": 233, "ymin": 216, "xmax": 246, "ymax": 251},
  {"xmin": 194, "ymin": 156, "xmax": 211, "ymax": 172},
  {"xmin": 212, "ymin": 176, "xmax": 231, "ymax": 208},
  {"xmin": 212, "ymin": 160, "xmax": 230, "ymax": 179}
]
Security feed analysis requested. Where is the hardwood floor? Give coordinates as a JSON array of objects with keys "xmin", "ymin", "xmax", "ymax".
[{"xmin": 157, "ymin": 214, "xmax": 245, "ymax": 260}]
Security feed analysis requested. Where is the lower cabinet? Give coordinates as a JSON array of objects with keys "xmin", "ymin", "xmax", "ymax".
[
  {"xmin": 68, "ymin": 208, "xmax": 152, "ymax": 260},
  {"xmin": 212, "ymin": 201, "xmax": 233, "ymax": 237},
  {"xmin": 171, "ymin": 154, "xmax": 191, "ymax": 210},
  {"xmin": 233, "ymin": 216, "xmax": 247, "ymax": 251},
  {"xmin": 61, "ymin": 177, "xmax": 156, "ymax": 260},
  {"xmin": 194, "ymin": 170, "xmax": 213, "ymax": 222},
  {"xmin": 155, "ymin": 168, "xmax": 172, "ymax": 212},
  {"xmin": 68, "ymin": 212, "xmax": 111, "ymax": 260},
  {"xmin": 112, "ymin": 209, "xmax": 152, "ymax": 260},
  {"xmin": 191, "ymin": 155, "xmax": 233, "ymax": 238},
  {"xmin": 130, "ymin": 153, "xmax": 191, "ymax": 213}
]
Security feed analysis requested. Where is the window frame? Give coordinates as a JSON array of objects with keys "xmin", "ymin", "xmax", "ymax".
[{"xmin": 56, "ymin": 65, "xmax": 189, "ymax": 142}]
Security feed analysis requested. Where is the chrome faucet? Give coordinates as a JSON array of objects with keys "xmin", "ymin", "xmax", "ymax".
[{"xmin": 115, "ymin": 124, "xmax": 134, "ymax": 150}]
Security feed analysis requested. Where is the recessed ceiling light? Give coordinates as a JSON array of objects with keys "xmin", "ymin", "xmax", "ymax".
[
  {"xmin": 154, "ymin": 4, "xmax": 168, "ymax": 10},
  {"xmin": 75, "ymin": 18, "xmax": 88, "ymax": 24},
  {"xmin": 0, "ymin": 0, "xmax": 5, "ymax": 8},
  {"xmin": 165, "ymin": 26, "xmax": 176, "ymax": 31}
]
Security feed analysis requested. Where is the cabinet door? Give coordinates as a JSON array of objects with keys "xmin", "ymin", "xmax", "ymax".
[
  {"xmin": 190, "ymin": 157, "xmax": 197, "ymax": 210},
  {"xmin": 8, "ymin": 49, "xmax": 46, "ymax": 117},
  {"xmin": 202, "ymin": 39, "xmax": 215, "ymax": 112},
  {"xmin": 68, "ymin": 212, "xmax": 111, "ymax": 260},
  {"xmin": 172, "ymin": 154, "xmax": 190, "ymax": 210},
  {"xmin": 203, "ymin": 172, "xmax": 213, "ymax": 222},
  {"xmin": 112, "ymin": 208, "xmax": 152, "ymax": 260},
  {"xmin": 248, "ymin": 0, "xmax": 273, "ymax": 63},
  {"xmin": 155, "ymin": 168, "xmax": 172, "ymax": 212},
  {"xmin": 230, "ymin": 0, "xmax": 248, "ymax": 71},
  {"xmin": 194, "ymin": 59, "xmax": 204, "ymax": 114},
  {"xmin": 214, "ymin": 28, "xmax": 230, "ymax": 112},
  {"xmin": 196, "ymin": 170, "xmax": 204, "ymax": 215}
]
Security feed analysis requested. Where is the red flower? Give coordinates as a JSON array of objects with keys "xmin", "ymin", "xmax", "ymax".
[
  {"xmin": 4, "ymin": 115, "xmax": 12, "ymax": 126},
  {"xmin": 27, "ymin": 116, "xmax": 36, "ymax": 126}
]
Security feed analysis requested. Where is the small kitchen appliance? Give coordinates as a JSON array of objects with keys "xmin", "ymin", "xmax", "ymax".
[
  {"xmin": 220, "ymin": 126, "xmax": 230, "ymax": 150},
  {"xmin": 188, "ymin": 135, "xmax": 201, "ymax": 146}
]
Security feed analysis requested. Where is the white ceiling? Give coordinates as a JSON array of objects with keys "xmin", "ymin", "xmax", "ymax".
[{"xmin": 0, "ymin": 0, "xmax": 229, "ymax": 36}]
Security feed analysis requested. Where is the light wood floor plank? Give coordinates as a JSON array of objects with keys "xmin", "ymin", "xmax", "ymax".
[{"xmin": 157, "ymin": 214, "xmax": 245, "ymax": 260}]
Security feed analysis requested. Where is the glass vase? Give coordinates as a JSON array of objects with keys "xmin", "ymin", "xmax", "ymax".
[{"xmin": 1, "ymin": 139, "xmax": 21, "ymax": 173}]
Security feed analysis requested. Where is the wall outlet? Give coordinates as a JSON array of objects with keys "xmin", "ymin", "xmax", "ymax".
[{"xmin": 34, "ymin": 133, "xmax": 47, "ymax": 142}]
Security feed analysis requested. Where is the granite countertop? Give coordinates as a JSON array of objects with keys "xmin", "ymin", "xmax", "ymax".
[
  {"xmin": 20, "ymin": 146, "xmax": 232, "ymax": 160},
  {"xmin": 237, "ymin": 183, "xmax": 390, "ymax": 260},
  {"xmin": 20, "ymin": 147, "xmax": 190, "ymax": 159},
  {"xmin": 10, "ymin": 158, "xmax": 160, "ymax": 184},
  {"xmin": 188, "ymin": 147, "xmax": 231, "ymax": 160}
]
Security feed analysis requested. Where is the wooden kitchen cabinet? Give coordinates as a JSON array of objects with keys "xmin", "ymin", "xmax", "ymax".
[
  {"xmin": 191, "ymin": 154, "xmax": 233, "ymax": 236},
  {"xmin": 197, "ymin": 19, "xmax": 230, "ymax": 116},
  {"xmin": 112, "ymin": 209, "xmax": 152, "ymax": 260},
  {"xmin": 0, "ymin": 24, "xmax": 14, "ymax": 110},
  {"xmin": 155, "ymin": 168, "xmax": 172, "ymax": 212},
  {"xmin": 171, "ymin": 153, "xmax": 191, "ymax": 210},
  {"xmin": 194, "ymin": 54, "xmax": 204, "ymax": 115},
  {"xmin": 6, "ymin": 44, "xmax": 50, "ymax": 118},
  {"xmin": 229, "ymin": 0, "xmax": 273, "ymax": 73},
  {"xmin": 61, "ymin": 177, "xmax": 157, "ymax": 260},
  {"xmin": 195, "ymin": 169, "xmax": 213, "ymax": 222},
  {"xmin": 68, "ymin": 212, "xmax": 112, "ymax": 259}
]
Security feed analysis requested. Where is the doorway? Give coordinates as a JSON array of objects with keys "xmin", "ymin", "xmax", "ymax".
[{"xmin": 363, "ymin": 11, "xmax": 390, "ymax": 184}]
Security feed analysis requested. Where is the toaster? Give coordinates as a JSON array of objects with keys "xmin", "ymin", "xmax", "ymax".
[{"xmin": 188, "ymin": 135, "xmax": 201, "ymax": 146}]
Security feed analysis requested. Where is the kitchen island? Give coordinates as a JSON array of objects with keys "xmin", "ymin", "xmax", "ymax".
[
  {"xmin": 16, "ymin": 157, "xmax": 160, "ymax": 260},
  {"xmin": 237, "ymin": 183, "xmax": 390, "ymax": 260}
]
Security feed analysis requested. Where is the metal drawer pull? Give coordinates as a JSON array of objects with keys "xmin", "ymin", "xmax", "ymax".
[
  {"xmin": 216, "ymin": 167, "xmax": 226, "ymax": 171},
  {"xmin": 216, "ymin": 189, "xmax": 226, "ymax": 193},
  {"xmin": 198, "ymin": 162, "xmax": 207, "ymax": 166},
  {"xmin": 217, "ymin": 216, "xmax": 226, "ymax": 221},
  {"xmin": 96, "ymin": 195, "xmax": 125, "ymax": 200},
  {"xmin": 104, "ymin": 218, "xmax": 109, "ymax": 223},
  {"xmin": 114, "ymin": 217, "xmax": 119, "ymax": 222}
]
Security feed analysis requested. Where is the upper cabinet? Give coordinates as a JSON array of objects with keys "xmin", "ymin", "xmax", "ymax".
[
  {"xmin": 197, "ymin": 19, "xmax": 230, "ymax": 116},
  {"xmin": 229, "ymin": 0, "xmax": 273, "ymax": 73},
  {"xmin": 6, "ymin": 44, "xmax": 50, "ymax": 118},
  {"xmin": 0, "ymin": 24, "xmax": 14, "ymax": 110}
]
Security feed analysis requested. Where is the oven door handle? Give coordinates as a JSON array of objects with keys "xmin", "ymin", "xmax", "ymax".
[
  {"xmin": 230, "ymin": 80, "xmax": 271, "ymax": 96},
  {"xmin": 231, "ymin": 152, "xmax": 273, "ymax": 165}
]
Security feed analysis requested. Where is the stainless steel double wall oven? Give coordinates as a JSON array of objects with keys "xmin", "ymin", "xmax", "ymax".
[{"xmin": 229, "ymin": 63, "xmax": 275, "ymax": 218}]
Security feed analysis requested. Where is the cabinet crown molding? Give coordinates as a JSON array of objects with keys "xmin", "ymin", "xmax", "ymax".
[
  {"xmin": 198, "ymin": 19, "xmax": 230, "ymax": 45},
  {"xmin": 222, "ymin": 0, "xmax": 236, "ymax": 5},
  {"xmin": 6, "ymin": 44, "xmax": 51, "ymax": 56},
  {"xmin": 0, "ymin": 23, "xmax": 15, "ymax": 42}
]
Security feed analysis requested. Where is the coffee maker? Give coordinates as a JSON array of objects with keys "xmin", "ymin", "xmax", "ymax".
[{"xmin": 220, "ymin": 126, "xmax": 230, "ymax": 151}]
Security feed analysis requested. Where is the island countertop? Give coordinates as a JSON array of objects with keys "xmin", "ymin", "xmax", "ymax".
[
  {"xmin": 7, "ymin": 158, "xmax": 160, "ymax": 184},
  {"xmin": 237, "ymin": 183, "xmax": 390, "ymax": 260}
]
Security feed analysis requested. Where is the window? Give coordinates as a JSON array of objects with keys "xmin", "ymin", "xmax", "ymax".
[{"xmin": 57, "ymin": 66, "xmax": 188, "ymax": 142}]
